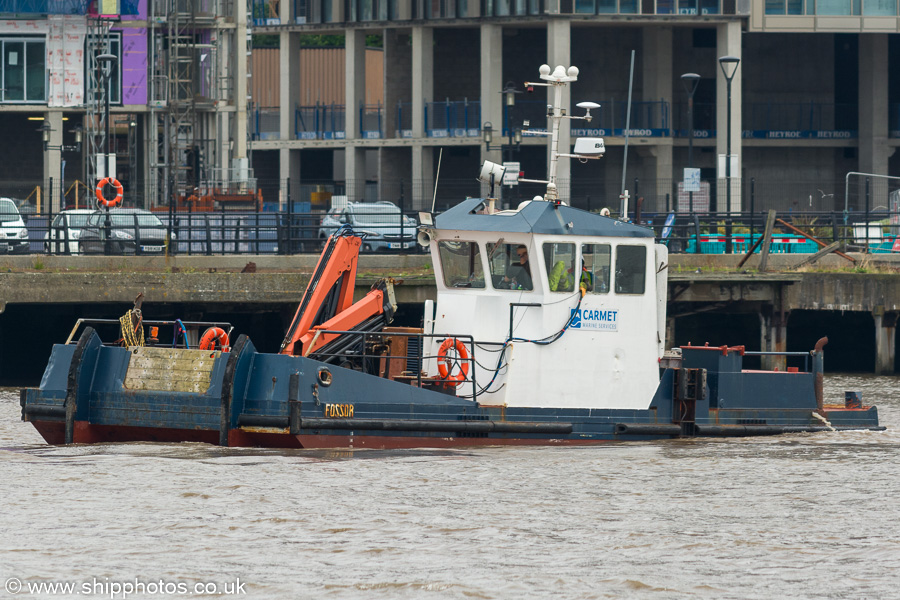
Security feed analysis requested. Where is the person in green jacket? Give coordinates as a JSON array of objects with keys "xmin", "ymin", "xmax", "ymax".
[{"xmin": 549, "ymin": 260, "xmax": 593, "ymax": 292}]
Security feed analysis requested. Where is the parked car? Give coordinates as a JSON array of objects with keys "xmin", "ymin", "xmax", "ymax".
[
  {"xmin": 0, "ymin": 197, "xmax": 31, "ymax": 254},
  {"xmin": 78, "ymin": 209, "xmax": 172, "ymax": 255},
  {"xmin": 43, "ymin": 209, "xmax": 94, "ymax": 254},
  {"xmin": 317, "ymin": 201, "xmax": 417, "ymax": 252}
]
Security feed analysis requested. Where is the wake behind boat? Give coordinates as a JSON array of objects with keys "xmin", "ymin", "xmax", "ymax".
[{"xmin": 20, "ymin": 65, "xmax": 881, "ymax": 448}]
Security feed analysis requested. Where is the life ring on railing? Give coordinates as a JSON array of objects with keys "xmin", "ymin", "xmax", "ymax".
[
  {"xmin": 95, "ymin": 177, "xmax": 124, "ymax": 208},
  {"xmin": 199, "ymin": 327, "xmax": 230, "ymax": 352},
  {"xmin": 437, "ymin": 337, "xmax": 469, "ymax": 388}
]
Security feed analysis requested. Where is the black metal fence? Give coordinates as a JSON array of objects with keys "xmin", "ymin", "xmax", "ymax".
[{"xmin": 18, "ymin": 205, "xmax": 900, "ymax": 257}]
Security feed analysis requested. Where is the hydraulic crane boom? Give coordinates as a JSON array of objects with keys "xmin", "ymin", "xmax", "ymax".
[{"xmin": 279, "ymin": 226, "xmax": 396, "ymax": 358}]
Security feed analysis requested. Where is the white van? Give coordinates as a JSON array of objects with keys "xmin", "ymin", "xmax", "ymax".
[{"xmin": 0, "ymin": 197, "xmax": 31, "ymax": 254}]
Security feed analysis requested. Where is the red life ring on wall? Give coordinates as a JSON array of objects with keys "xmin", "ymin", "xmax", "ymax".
[
  {"xmin": 95, "ymin": 177, "xmax": 124, "ymax": 208},
  {"xmin": 199, "ymin": 327, "xmax": 230, "ymax": 352},
  {"xmin": 437, "ymin": 337, "xmax": 470, "ymax": 388}
]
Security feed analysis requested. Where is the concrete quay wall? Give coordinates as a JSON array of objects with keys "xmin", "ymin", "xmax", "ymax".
[{"xmin": 1, "ymin": 253, "xmax": 897, "ymax": 373}]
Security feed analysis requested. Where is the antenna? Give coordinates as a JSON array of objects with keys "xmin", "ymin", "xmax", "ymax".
[
  {"xmin": 431, "ymin": 147, "xmax": 443, "ymax": 213},
  {"xmin": 620, "ymin": 50, "xmax": 636, "ymax": 219},
  {"xmin": 518, "ymin": 65, "xmax": 605, "ymax": 203}
]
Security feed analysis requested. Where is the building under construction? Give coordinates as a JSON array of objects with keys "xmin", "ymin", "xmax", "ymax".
[{"xmin": 0, "ymin": 0, "xmax": 251, "ymax": 211}]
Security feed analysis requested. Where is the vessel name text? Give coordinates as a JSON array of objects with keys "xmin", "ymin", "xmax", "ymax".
[{"xmin": 324, "ymin": 403, "xmax": 354, "ymax": 418}]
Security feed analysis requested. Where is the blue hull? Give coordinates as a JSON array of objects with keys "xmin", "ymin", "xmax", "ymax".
[{"xmin": 21, "ymin": 330, "xmax": 882, "ymax": 448}]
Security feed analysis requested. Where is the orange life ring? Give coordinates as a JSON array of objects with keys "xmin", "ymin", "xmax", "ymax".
[
  {"xmin": 199, "ymin": 327, "xmax": 230, "ymax": 352},
  {"xmin": 95, "ymin": 177, "xmax": 124, "ymax": 208},
  {"xmin": 437, "ymin": 337, "xmax": 469, "ymax": 388}
]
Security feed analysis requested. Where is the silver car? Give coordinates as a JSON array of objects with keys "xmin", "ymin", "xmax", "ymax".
[
  {"xmin": 317, "ymin": 201, "xmax": 417, "ymax": 252},
  {"xmin": 43, "ymin": 209, "xmax": 94, "ymax": 254},
  {"xmin": 78, "ymin": 209, "xmax": 172, "ymax": 255},
  {"xmin": 0, "ymin": 197, "xmax": 30, "ymax": 254}
]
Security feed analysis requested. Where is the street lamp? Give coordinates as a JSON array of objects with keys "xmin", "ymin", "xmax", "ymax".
[
  {"xmin": 96, "ymin": 52, "xmax": 118, "ymax": 255},
  {"xmin": 38, "ymin": 122, "xmax": 84, "ymax": 211},
  {"xmin": 718, "ymin": 55, "xmax": 740, "ymax": 214},
  {"xmin": 97, "ymin": 53, "xmax": 117, "ymax": 180},
  {"xmin": 681, "ymin": 72, "xmax": 700, "ymax": 214},
  {"xmin": 38, "ymin": 121, "xmax": 83, "ymax": 152}
]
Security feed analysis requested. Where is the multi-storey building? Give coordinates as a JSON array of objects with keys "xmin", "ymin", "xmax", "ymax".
[
  {"xmin": 0, "ymin": 0, "xmax": 249, "ymax": 212},
  {"xmin": 6, "ymin": 0, "xmax": 897, "ymax": 215},
  {"xmin": 249, "ymin": 0, "xmax": 899, "ymax": 215}
]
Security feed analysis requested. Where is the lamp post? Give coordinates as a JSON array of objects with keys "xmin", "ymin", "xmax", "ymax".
[
  {"xmin": 718, "ymin": 55, "xmax": 740, "ymax": 215},
  {"xmin": 97, "ymin": 52, "xmax": 117, "ymax": 255},
  {"xmin": 681, "ymin": 72, "xmax": 700, "ymax": 215},
  {"xmin": 97, "ymin": 53, "xmax": 117, "ymax": 178}
]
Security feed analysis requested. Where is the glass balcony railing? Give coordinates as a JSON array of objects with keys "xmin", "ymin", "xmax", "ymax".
[{"xmin": 249, "ymin": 100, "xmax": 864, "ymax": 142}]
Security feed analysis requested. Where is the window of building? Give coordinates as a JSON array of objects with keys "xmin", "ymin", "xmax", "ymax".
[
  {"xmin": 813, "ymin": 0, "xmax": 858, "ymax": 14},
  {"xmin": 438, "ymin": 241, "xmax": 486, "ymax": 288},
  {"xmin": 1, "ymin": 37, "xmax": 46, "ymax": 103},
  {"xmin": 573, "ymin": 0, "xmax": 636, "ymax": 13},
  {"xmin": 543, "ymin": 242, "xmax": 576, "ymax": 293},
  {"xmin": 583, "ymin": 243, "xmax": 611, "ymax": 294},
  {"xmin": 487, "ymin": 242, "xmax": 533, "ymax": 291},
  {"xmin": 85, "ymin": 33, "xmax": 122, "ymax": 105},
  {"xmin": 863, "ymin": 0, "xmax": 892, "ymax": 14},
  {"xmin": 614, "ymin": 245, "xmax": 646, "ymax": 294}
]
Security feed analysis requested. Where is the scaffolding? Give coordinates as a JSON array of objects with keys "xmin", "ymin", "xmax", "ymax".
[
  {"xmin": 83, "ymin": 17, "xmax": 114, "ymax": 187},
  {"xmin": 147, "ymin": 0, "xmax": 254, "ymax": 211}
]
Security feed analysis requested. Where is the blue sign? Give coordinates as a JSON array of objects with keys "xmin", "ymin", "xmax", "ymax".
[{"xmin": 570, "ymin": 309, "xmax": 618, "ymax": 331}]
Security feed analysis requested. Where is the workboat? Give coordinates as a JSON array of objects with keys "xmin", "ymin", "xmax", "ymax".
[{"xmin": 21, "ymin": 65, "xmax": 881, "ymax": 448}]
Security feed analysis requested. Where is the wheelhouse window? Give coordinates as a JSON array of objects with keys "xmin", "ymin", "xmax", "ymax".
[
  {"xmin": 1, "ymin": 38, "xmax": 46, "ymax": 103},
  {"xmin": 615, "ymin": 245, "xmax": 646, "ymax": 294},
  {"xmin": 583, "ymin": 243, "xmax": 610, "ymax": 294},
  {"xmin": 543, "ymin": 242, "xmax": 577, "ymax": 292},
  {"xmin": 487, "ymin": 241, "xmax": 532, "ymax": 291},
  {"xmin": 438, "ymin": 241, "xmax": 485, "ymax": 288}
]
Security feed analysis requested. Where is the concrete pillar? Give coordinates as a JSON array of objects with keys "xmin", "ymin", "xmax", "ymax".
[
  {"xmin": 759, "ymin": 304, "xmax": 787, "ymax": 372},
  {"xmin": 412, "ymin": 146, "xmax": 434, "ymax": 210},
  {"xmin": 345, "ymin": 30, "xmax": 367, "ymax": 202},
  {"xmin": 480, "ymin": 23, "xmax": 503, "ymax": 179},
  {"xmin": 346, "ymin": 147, "xmax": 367, "ymax": 202},
  {"xmin": 643, "ymin": 26, "xmax": 674, "ymax": 212},
  {"xmin": 379, "ymin": 147, "xmax": 411, "ymax": 206},
  {"xmin": 716, "ymin": 21, "xmax": 742, "ymax": 213},
  {"xmin": 279, "ymin": 148, "xmax": 300, "ymax": 206},
  {"xmin": 412, "ymin": 25, "xmax": 434, "ymax": 208},
  {"xmin": 279, "ymin": 31, "xmax": 301, "ymax": 204},
  {"xmin": 383, "ymin": 29, "xmax": 411, "ymax": 140},
  {"xmin": 411, "ymin": 26, "xmax": 433, "ymax": 139},
  {"xmin": 665, "ymin": 316, "xmax": 676, "ymax": 353},
  {"xmin": 42, "ymin": 111, "xmax": 64, "ymax": 213},
  {"xmin": 278, "ymin": 31, "xmax": 300, "ymax": 143},
  {"xmin": 874, "ymin": 309, "xmax": 897, "ymax": 375},
  {"xmin": 547, "ymin": 19, "xmax": 571, "ymax": 202},
  {"xmin": 858, "ymin": 34, "xmax": 889, "ymax": 178}
]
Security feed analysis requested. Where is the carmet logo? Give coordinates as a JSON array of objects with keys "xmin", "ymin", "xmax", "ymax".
[{"xmin": 570, "ymin": 308, "xmax": 618, "ymax": 331}]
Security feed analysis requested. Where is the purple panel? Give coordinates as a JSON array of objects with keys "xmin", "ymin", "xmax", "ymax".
[
  {"xmin": 121, "ymin": 0, "xmax": 148, "ymax": 20},
  {"xmin": 118, "ymin": 27, "xmax": 147, "ymax": 105}
]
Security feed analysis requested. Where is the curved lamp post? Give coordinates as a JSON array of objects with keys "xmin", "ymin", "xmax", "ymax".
[{"xmin": 718, "ymin": 55, "xmax": 740, "ymax": 214}]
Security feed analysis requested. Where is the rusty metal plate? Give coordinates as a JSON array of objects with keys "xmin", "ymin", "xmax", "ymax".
[{"xmin": 123, "ymin": 347, "xmax": 221, "ymax": 394}]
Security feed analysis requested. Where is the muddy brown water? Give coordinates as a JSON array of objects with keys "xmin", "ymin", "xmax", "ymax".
[{"xmin": 2, "ymin": 375, "xmax": 899, "ymax": 599}]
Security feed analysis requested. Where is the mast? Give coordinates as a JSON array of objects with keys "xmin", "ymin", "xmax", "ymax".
[{"xmin": 520, "ymin": 65, "xmax": 601, "ymax": 203}]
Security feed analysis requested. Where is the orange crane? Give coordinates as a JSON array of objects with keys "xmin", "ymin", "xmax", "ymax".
[{"xmin": 279, "ymin": 225, "xmax": 396, "ymax": 361}]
